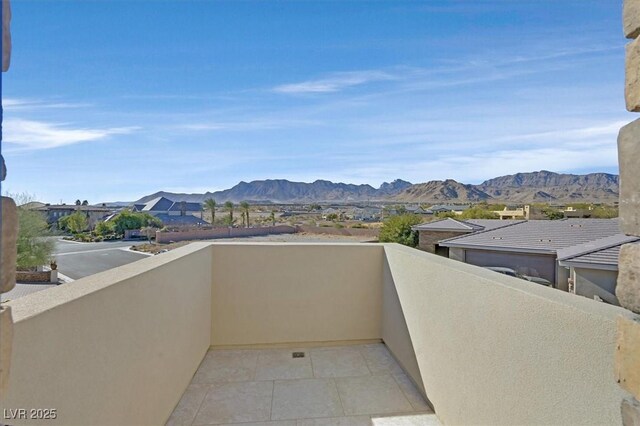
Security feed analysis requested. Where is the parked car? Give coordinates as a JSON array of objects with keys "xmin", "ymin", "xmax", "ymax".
[
  {"xmin": 483, "ymin": 267, "xmax": 552, "ymax": 287},
  {"xmin": 519, "ymin": 275, "xmax": 553, "ymax": 286},
  {"xmin": 483, "ymin": 266, "xmax": 518, "ymax": 277}
]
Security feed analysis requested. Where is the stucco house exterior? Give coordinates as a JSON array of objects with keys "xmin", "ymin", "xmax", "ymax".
[
  {"xmin": 558, "ymin": 235, "xmax": 640, "ymax": 305},
  {"xmin": 439, "ymin": 219, "xmax": 622, "ymax": 293}
]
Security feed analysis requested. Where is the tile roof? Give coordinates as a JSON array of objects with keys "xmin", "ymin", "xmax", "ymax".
[
  {"xmin": 142, "ymin": 197, "xmax": 174, "ymax": 212},
  {"xmin": 153, "ymin": 214, "xmax": 209, "ymax": 226},
  {"xmin": 412, "ymin": 218, "xmax": 522, "ymax": 233},
  {"xmin": 557, "ymin": 236, "xmax": 639, "ymax": 269},
  {"xmin": 440, "ymin": 219, "xmax": 621, "ymax": 254}
]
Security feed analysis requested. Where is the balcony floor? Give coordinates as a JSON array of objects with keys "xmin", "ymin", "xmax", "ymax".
[{"xmin": 167, "ymin": 343, "xmax": 438, "ymax": 425}]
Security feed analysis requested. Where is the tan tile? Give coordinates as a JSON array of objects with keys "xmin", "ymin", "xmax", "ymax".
[
  {"xmin": 335, "ymin": 375, "xmax": 413, "ymax": 416},
  {"xmin": 193, "ymin": 381, "xmax": 273, "ymax": 425},
  {"xmin": 166, "ymin": 384, "xmax": 209, "ymax": 426},
  {"xmin": 297, "ymin": 416, "xmax": 372, "ymax": 425},
  {"xmin": 255, "ymin": 348, "xmax": 313, "ymax": 381},
  {"xmin": 220, "ymin": 422, "xmax": 296, "ymax": 426},
  {"xmin": 311, "ymin": 346, "xmax": 370, "ymax": 378},
  {"xmin": 272, "ymin": 378, "xmax": 344, "ymax": 420},
  {"xmin": 371, "ymin": 413, "xmax": 441, "ymax": 425},
  {"xmin": 392, "ymin": 373, "xmax": 431, "ymax": 411},
  {"xmin": 192, "ymin": 350, "xmax": 258, "ymax": 384},
  {"xmin": 359, "ymin": 344, "xmax": 404, "ymax": 375}
]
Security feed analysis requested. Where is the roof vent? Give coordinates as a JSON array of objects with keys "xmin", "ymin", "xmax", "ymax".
[
  {"xmin": 492, "ymin": 237, "xmax": 503, "ymax": 240},
  {"xmin": 539, "ymin": 239, "xmax": 552, "ymax": 242},
  {"xmin": 292, "ymin": 352, "xmax": 305, "ymax": 358}
]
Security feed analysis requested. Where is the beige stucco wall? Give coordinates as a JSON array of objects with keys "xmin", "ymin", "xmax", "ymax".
[
  {"xmin": 574, "ymin": 267, "xmax": 620, "ymax": 305},
  {"xmin": 210, "ymin": 243, "xmax": 384, "ymax": 346},
  {"xmin": 0, "ymin": 243, "xmax": 213, "ymax": 426},
  {"xmin": 384, "ymin": 243, "xmax": 635, "ymax": 425}
]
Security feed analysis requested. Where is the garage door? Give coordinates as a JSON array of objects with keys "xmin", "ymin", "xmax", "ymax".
[{"xmin": 465, "ymin": 250, "xmax": 556, "ymax": 284}]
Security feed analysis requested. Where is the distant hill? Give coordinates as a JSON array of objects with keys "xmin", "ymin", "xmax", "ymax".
[
  {"xmin": 394, "ymin": 171, "xmax": 618, "ymax": 203},
  {"xmin": 394, "ymin": 179, "xmax": 491, "ymax": 203},
  {"xmin": 134, "ymin": 179, "xmax": 413, "ymax": 204},
  {"xmin": 132, "ymin": 172, "xmax": 619, "ymax": 205}
]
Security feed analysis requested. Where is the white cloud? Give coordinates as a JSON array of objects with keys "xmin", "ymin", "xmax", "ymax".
[
  {"xmin": 272, "ymin": 70, "xmax": 396, "ymax": 94},
  {"xmin": 3, "ymin": 119, "xmax": 137, "ymax": 151},
  {"xmin": 3, "ymin": 98, "xmax": 92, "ymax": 111}
]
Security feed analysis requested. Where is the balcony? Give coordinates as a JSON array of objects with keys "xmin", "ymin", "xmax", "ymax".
[{"xmin": 0, "ymin": 242, "xmax": 635, "ymax": 425}]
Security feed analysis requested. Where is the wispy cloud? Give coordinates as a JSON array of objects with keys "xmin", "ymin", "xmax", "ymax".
[
  {"xmin": 3, "ymin": 119, "xmax": 138, "ymax": 151},
  {"xmin": 3, "ymin": 98, "xmax": 93, "ymax": 111},
  {"xmin": 272, "ymin": 70, "xmax": 396, "ymax": 94}
]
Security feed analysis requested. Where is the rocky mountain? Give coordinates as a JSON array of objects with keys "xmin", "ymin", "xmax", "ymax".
[
  {"xmin": 475, "ymin": 171, "xmax": 619, "ymax": 203},
  {"xmin": 132, "ymin": 171, "xmax": 619, "ymax": 205},
  {"xmin": 393, "ymin": 179, "xmax": 491, "ymax": 203},
  {"xmin": 134, "ymin": 179, "xmax": 413, "ymax": 204}
]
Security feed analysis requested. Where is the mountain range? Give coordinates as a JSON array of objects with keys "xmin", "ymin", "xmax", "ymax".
[{"xmin": 130, "ymin": 171, "xmax": 619, "ymax": 205}]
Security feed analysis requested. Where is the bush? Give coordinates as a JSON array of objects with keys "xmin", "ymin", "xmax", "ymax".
[
  {"xmin": 58, "ymin": 211, "xmax": 89, "ymax": 234},
  {"xmin": 94, "ymin": 220, "xmax": 115, "ymax": 236},
  {"xmin": 17, "ymin": 208, "xmax": 54, "ymax": 270},
  {"xmin": 379, "ymin": 214, "xmax": 423, "ymax": 247}
]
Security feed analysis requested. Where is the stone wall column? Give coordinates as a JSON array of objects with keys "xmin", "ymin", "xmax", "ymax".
[
  {"xmin": 0, "ymin": 0, "xmax": 13, "ymax": 396},
  {"xmin": 616, "ymin": 2, "xmax": 640, "ymax": 425}
]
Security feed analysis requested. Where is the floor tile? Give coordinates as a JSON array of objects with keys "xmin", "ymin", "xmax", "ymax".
[
  {"xmin": 192, "ymin": 350, "xmax": 258, "ymax": 384},
  {"xmin": 219, "ymin": 422, "xmax": 296, "ymax": 426},
  {"xmin": 359, "ymin": 344, "xmax": 404, "ymax": 375},
  {"xmin": 297, "ymin": 416, "xmax": 372, "ymax": 425},
  {"xmin": 255, "ymin": 348, "xmax": 313, "ymax": 381},
  {"xmin": 193, "ymin": 381, "xmax": 273, "ymax": 425},
  {"xmin": 371, "ymin": 413, "xmax": 441, "ymax": 425},
  {"xmin": 335, "ymin": 375, "xmax": 413, "ymax": 416},
  {"xmin": 311, "ymin": 346, "xmax": 371, "ymax": 378},
  {"xmin": 271, "ymin": 378, "xmax": 344, "ymax": 420},
  {"xmin": 392, "ymin": 373, "xmax": 432, "ymax": 411},
  {"xmin": 165, "ymin": 384, "xmax": 209, "ymax": 426}
]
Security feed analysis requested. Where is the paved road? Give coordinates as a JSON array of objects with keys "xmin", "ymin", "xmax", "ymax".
[{"xmin": 53, "ymin": 239, "xmax": 150, "ymax": 280}]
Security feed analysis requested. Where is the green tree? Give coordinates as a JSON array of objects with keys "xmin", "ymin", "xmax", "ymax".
[
  {"xmin": 112, "ymin": 210, "xmax": 144, "ymax": 235},
  {"xmin": 204, "ymin": 198, "xmax": 217, "ymax": 224},
  {"xmin": 269, "ymin": 211, "xmax": 276, "ymax": 226},
  {"xmin": 379, "ymin": 214, "xmax": 423, "ymax": 247},
  {"xmin": 240, "ymin": 201, "xmax": 250, "ymax": 228},
  {"xmin": 81, "ymin": 200, "xmax": 89, "ymax": 206},
  {"xmin": 459, "ymin": 207, "xmax": 500, "ymax": 220},
  {"xmin": 224, "ymin": 201, "xmax": 234, "ymax": 225},
  {"xmin": 592, "ymin": 205, "xmax": 618, "ymax": 218},
  {"xmin": 542, "ymin": 207, "xmax": 564, "ymax": 220},
  {"xmin": 17, "ymin": 207, "xmax": 54, "ymax": 270},
  {"xmin": 75, "ymin": 199, "xmax": 81, "ymax": 206},
  {"xmin": 66, "ymin": 211, "xmax": 89, "ymax": 234},
  {"xmin": 94, "ymin": 220, "xmax": 115, "ymax": 236}
]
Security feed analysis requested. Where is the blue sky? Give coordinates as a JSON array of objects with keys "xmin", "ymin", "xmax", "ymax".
[{"xmin": 1, "ymin": 0, "xmax": 633, "ymax": 203}]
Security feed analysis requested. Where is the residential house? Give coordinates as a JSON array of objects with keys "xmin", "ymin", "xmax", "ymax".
[
  {"xmin": 412, "ymin": 218, "xmax": 522, "ymax": 255},
  {"xmin": 494, "ymin": 205, "xmax": 530, "ymax": 220},
  {"xmin": 424, "ymin": 204, "xmax": 470, "ymax": 215},
  {"xmin": 558, "ymin": 235, "xmax": 639, "ymax": 305},
  {"xmin": 132, "ymin": 197, "xmax": 208, "ymax": 226},
  {"xmin": 35, "ymin": 204, "xmax": 112, "ymax": 228},
  {"xmin": 439, "ymin": 218, "xmax": 621, "ymax": 291}
]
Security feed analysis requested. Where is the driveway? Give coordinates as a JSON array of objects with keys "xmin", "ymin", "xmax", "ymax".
[{"xmin": 53, "ymin": 238, "xmax": 151, "ymax": 280}]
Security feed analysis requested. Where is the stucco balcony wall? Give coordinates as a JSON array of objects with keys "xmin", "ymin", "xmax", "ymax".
[{"xmin": 0, "ymin": 242, "xmax": 636, "ymax": 425}]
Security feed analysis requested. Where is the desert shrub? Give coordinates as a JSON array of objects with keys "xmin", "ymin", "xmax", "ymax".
[{"xmin": 379, "ymin": 214, "xmax": 422, "ymax": 247}]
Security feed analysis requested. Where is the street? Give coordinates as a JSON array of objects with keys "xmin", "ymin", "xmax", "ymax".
[{"xmin": 53, "ymin": 238, "xmax": 150, "ymax": 280}]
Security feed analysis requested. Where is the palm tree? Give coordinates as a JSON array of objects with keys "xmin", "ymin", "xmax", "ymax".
[
  {"xmin": 224, "ymin": 201, "xmax": 234, "ymax": 226},
  {"xmin": 204, "ymin": 199, "xmax": 217, "ymax": 225},
  {"xmin": 240, "ymin": 201, "xmax": 250, "ymax": 228}
]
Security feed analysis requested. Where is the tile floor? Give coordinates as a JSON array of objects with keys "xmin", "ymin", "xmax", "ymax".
[{"xmin": 167, "ymin": 343, "xmax": 439, "ymax": 426}]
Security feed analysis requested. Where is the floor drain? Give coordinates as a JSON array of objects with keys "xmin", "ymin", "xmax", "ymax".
[{"xmin": 292, "ymin": 352, "xmax": 305, "ymax": 358}]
